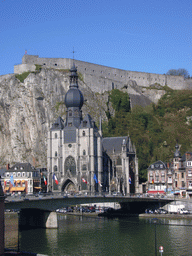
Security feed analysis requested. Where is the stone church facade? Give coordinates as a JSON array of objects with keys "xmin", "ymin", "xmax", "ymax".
[{"xmin": 47, "ymin": 65, "xmax": 139, "ymax": 195}]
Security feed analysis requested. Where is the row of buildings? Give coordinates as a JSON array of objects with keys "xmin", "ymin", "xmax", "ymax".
[
  {"xmin": 147, "ymin": 144, "xmax": 192, "ymax": 198},
  {"xmin": 1, "ymin": 144, "xmax": 192, "ymax": 198},
  {"xmin": 0, "ymin": 64, "xmax": 191, "ymax": 198}
]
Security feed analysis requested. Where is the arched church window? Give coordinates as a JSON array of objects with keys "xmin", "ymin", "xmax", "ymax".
[
  {"xmin": 83, "ymin": 150, "xmax": 86, "ymax": 156},
  {"xmin": 83, "ymin": 131, "xmax": 85, "ymax": 136},
  {"xmin": 55, "ymin": 133, "xmax": 57, "ymax": 138},
  {"xmin": 54, "ymin": 165, "xmax": 57, "ymax": 172},
  {"xmin": 64, "ymin": 156, "xmax": 76, "ymax": 177},
  {"xmin": 55, "ymin": 151, "xmax": 57, "ymax": 157}
]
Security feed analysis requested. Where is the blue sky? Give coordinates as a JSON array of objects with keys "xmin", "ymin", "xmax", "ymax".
[{"xmin": 0, "ymin": 0, "xmax": 191, "ymax": 76}]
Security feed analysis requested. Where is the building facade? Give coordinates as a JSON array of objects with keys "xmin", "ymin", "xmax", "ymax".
[
  {"xmin": 3, "ymin": 163, "xmax": 41, "ymax": 195},
  {"xmin": 147, "ymin": 144, "xmax": 192, "ymax": 198},
  {"xmin": 47, "ymin": 64, "xmax": 139, "ymax": 195}
]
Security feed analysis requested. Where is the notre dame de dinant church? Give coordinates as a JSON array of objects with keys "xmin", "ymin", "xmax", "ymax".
[{"xmin": 47, "ymin": 64, "xmax": 139, "ymax": 195}]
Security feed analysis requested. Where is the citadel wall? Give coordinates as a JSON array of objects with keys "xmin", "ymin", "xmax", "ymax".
[{"xmin": 14, "ymin": 55, "xmax": 186, "ymax": 92}]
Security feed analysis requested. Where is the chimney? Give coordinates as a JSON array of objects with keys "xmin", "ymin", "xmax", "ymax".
[{"xmin": 6, "ymin": 164, "xmax": 10, "ymax": 170}]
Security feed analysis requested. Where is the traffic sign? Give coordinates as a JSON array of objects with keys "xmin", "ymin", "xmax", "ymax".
[{"xmin": 159, "ymin": 246, "xmax": 164, "ymax": 253}]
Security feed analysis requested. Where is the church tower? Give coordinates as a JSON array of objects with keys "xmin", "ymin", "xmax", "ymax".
[{"xmin": 47, "ymin": 64, "xmax": 103, "ymax": 194}]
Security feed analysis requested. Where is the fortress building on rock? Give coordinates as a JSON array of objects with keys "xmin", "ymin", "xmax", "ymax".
[{"xmin": 47, "ymin": 64, "xmax": 139, "ymax": 194}]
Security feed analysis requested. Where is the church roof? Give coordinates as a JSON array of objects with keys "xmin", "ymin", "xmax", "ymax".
[
  {"xmin": 79, "ymin": 114, "xmax": 98, "ymax": 129},
  {"xmin": 51, "ymin": 117, "xmax": 65, "ymax": 130},
  {"xmin": 102, "ymin": 136, "xmax": 128, "ymax": 154}
]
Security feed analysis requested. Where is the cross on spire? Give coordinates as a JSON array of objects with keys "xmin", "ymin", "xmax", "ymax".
[{"xmin": 72, "ymin": 47, "xmax": 76, "ymax": 61}]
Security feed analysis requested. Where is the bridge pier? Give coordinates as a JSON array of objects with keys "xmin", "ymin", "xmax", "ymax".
[{"xmin": 19, "ymin": 209, "xmax": 58, "ymax": 229}]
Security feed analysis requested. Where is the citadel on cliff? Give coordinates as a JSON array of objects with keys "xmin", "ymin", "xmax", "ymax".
[{"xmin": 0, "ymin": 54, "xmax": 191, "ymax": 174}]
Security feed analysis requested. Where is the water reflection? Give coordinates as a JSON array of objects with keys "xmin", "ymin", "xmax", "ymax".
[{"xmin": 5, "ymin": 214, "xmax": 192, "ymax": 256}]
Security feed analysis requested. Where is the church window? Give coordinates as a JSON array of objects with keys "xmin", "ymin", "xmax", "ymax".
[
  {"xmin": 69, "ymin": 110, "xmax": 72, "ymax": 117},
  {"xmin": 68, "ymin": 122, "xmax": 72, "ymax": 127},
  {"xmin": 17, "ymin": 172, "xmax": 21, "ymax": 177},
  {"xmin": 112, "ymin": 82, "xmax": 114, "ymax": 90},
  {"xmin": 83, "ymin": 121, "xmax": 87, "ymax": 127},
  {"xmin": 117, "ymin": 156, "xmax": 121, "ymax": 165},
  {"xmin": 22, "ymin": 172, "xmax": 25, "ymax": 177},
  {"xmin": 55, "ymin": 133, "xmax": 57, "ymax": 138},
  {"xmin": 64, "ymin": 156, "xmax": 76, "ymax": 177},
  {"xmin": 82, "ymin": 164, "xmax": 87, "ymax": 170},
  {"xmin": 55, "ymin": 63, "xmax": 57, "ymax": 66},
  {"xmin": 83, "ymin": 150, "xmax": 86, "ymax": 156},
  {"xmin": 54, "ymin": 165, "xmax": 57, "ymax": 172},
  {"xmin": 55, "ymin": 151, "xmax": 57, "ymax": 157},
  {"xmin": 68, "ymin": 144, "xmax": 72, "ymax": 148},
  {"xmin": 74, "ymin": 109, "xmax": 79, "ymax": 117},
  {"xmin": 83, "ymin": 131, "xmax": 85, "ymax": 136},
  {"xmin": 6, "ymin": 173, "xmax": 10, "ymax": 177}
]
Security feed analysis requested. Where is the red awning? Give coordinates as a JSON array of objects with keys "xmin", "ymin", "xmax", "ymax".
[{"xmin": 147, "ymin": 190, "xmax": 165, "ymax": 194}]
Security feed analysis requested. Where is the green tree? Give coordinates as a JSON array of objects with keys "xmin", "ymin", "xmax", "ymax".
[{"xmin": 166, "ymin": 68, "xmax": 190, "ymax": 79}]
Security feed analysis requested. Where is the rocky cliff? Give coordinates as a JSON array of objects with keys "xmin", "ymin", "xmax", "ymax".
[
  {"xmin": 0, "ymin": 67, "xmax": 175, "ymax": 167},
  {"xmin": 0, "ymin": 69, "xmax": 111, "ymax": 167}
]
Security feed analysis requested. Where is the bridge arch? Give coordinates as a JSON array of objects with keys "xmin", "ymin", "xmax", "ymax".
[{"xmin": 62, "ymin": 179, "xmax": 77, "ymax": 194}]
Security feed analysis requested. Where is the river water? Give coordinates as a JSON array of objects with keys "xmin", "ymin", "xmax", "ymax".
[{"xmin": 5, "ymin": 213, "xmax": 192, "ymax": 256}]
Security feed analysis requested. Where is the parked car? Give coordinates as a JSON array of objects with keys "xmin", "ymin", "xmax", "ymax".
[
  {"xmin": 157, "ymin": 209, "xmax": 168, "ymax": 214},
  {"xmin": 179, "ymin": 208, "xmax": 190, "ymax": 214}
]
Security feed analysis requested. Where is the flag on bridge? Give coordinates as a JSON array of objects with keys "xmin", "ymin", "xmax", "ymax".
[{"xmin": 52, "ymin": 173, "xmax": 58, "ymax": 185}]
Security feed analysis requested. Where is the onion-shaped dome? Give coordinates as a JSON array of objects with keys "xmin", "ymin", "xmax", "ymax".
[
  {"xmin": 64, "ymin": 63, "xmax": 84, "ymax": 109},
  {"xmin": 65, "ymin": 88, "xmax": 84, "ymax": 108}
]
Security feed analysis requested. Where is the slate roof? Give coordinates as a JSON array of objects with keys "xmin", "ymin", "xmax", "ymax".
[
  {"xmin": 79, "ymin": 114, "xmax": 98, "ymax": 129},
  {"xmin": 102, "ymin": 136, "xmax": 128, "ymax": 154},
  {"xmin": 181, "ymin": 152, "xmax": 192, "ymax": 161},
  {"xmin": 51, "ymin": 117, "xmax": 65, "ymax": 130},
  {"xmin": 148, "ymin": 160, "xmax": 167, "ymax": 170},
  {"xmin": 5, "ymin": 163, "xmax": 37, "ymax": 172}
]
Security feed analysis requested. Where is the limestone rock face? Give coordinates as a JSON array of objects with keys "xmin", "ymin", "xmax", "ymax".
[
  {"xmin": 0, "ymin": 69, "xmax": 108, "ymax": 167},
  {"xmin": 0, "ymin": 68, "xmax": 167, "ymax": 167}
]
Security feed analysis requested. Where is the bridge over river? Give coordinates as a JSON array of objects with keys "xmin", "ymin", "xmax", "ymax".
[{"xmin": 4, "ymin": 194, "xmax": 174, "ymax": 229}]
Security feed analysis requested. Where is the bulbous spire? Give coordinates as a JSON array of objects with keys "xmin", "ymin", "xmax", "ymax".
[{"xmin": 64, "ymin": 64, "xmax": 84, "ymax": 109}]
